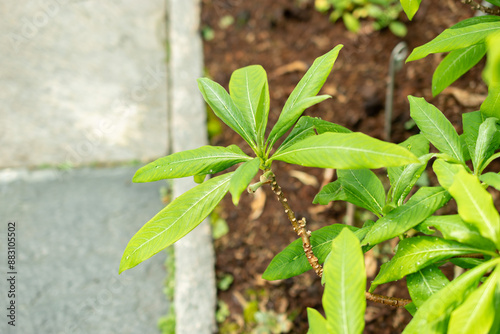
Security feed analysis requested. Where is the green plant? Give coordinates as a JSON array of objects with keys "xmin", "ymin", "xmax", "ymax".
[
  {"xmin": 121, "ymin": 1, "xmax": 500, "ymax": 333},
  {"xmin": 315, "ymin": 0, "xmax": 407, "ymax": 36}
]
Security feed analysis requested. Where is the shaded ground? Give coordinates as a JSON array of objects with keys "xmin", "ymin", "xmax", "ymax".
[{"xmin": 200, "ymin": 0, "xmax": 487, "ymax": 332}]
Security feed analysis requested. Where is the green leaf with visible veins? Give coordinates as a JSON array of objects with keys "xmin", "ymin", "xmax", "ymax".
[
  {"xmin": 119, "ymin": 173, "xmax": 232, "ymax": 273},
  {"xmin": 370, "ymin": 236, "xmax": 492, "ymax": 292},
  {"xmin": 406, "ymin": 265, "xmax": 450, "ymax": 307},
  {"xmin": 229, "ymin": 65, "xmax": 269, "ymax": 149},
  {"xmin": 276, "ymin": 116, "xmax": 351, "ymax": 155},
  {"xmin": 449, "ymin": 168, "xmax": 500, "ymax": 248},
  {"xmin": 401, "ymin": 0, "xmax": 422, "ymax": 20},
  {"xmin": 432, "ymin": 44, "xmax": 486, "ymax": 96},
  {"xmin": 267, "ymin": 45, "xmax": 343, "ymax": 150},
  {"xmin": 407, "ymin": 19, "xmax": 500, "ymax": 62},
  {"xmin": 198, "ymin": 78, "xmax": 257, "ymax": 150},
  {"xmin": 270, "ymin": 132, "xmax": 419, "ymax": 169},
  {"xmin": 313, "ymin": 181, "xmax": 346, "ymax": 205},
  {"xmin": 474, "ymin": 117, "xmax": 500, "ymax": 173},
  {"xmin": 229, "ymin": 158, "xmax": 260, "ymax": 205},
  {"xmin": 481, "ymin": 172, "xmax": 500, "ymax": 191},
  {"xmin": 323, "ymin": 229, "xmax": 365, "ymax": 334},
  {"xmin": 133, "ymin": 145, "xmax": 251, "ymax": 182},
  {"xmin": 417, "ymin": 215, "xmax": 496, "ymax": 250},
  {"xmin": 463, "ymin": 111, "xmax": 486, "ymax": 163},
  {"xmin": 335, "ymin": 169, "xmax": 386, "ymax": 216},
  {"xmin": 362, "ymin": 187, "xmax": 450, "ymax": 246},
  {"xmin": 448, "ymin": 266, "xmax": 500, "ymax": 334},
  {"xmin": 481, "ymin": 33, "xmax": 500, "ymax": 118},
  {"xmin": 402, "ymin": 258, "xmax": 500, "ymax": 334},
  {"xmin": 409, "ymin": 96, "xmax": 464, "ymax": 163}
]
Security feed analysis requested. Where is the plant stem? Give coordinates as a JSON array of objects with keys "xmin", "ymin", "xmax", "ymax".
[
  {"xmin": 365, "ymin": 292, "xmax": 412, "ymax": 308},
  {"xmin": 461, "ymin": 0, "xmax": 500, "ymax": 15},
  {"xmin": 264, "ymin": 169, "xmax": 324, "ymax": 277}
]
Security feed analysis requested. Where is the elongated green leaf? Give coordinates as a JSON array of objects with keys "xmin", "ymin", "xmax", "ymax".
[
  {"xmin": 409, "ymin": 96, "xmax": 464, "ymax": 163},
  {"xmin": 481, "ymin": 172, "xmax": 500, "ymax": 191},
  {"xmin": 362, "ymin": 187, "xmax": 450, "ymax": 246},
  {"xmin": 229, "ymin": 65, "xmax": 269, "ymax": 148},
  {"xmin": 449, "ymin": 169, "xmax": 500, "ymax": 247},
  {"xmin": 276, "ymin": 116, "xmax": 351, "ymax": 155},
  {"xmin": 268, "ymin": 95, "xmax": 331, "ymax": 149},
  {"xmin": 324, "ymin": 229, "xmax": 365, "ymax": 334},
  {"xmin": 402, "ymin": 258, "xmax": 500, "ymax": 334},
  {"xmin": 313, "ymin": 180, "xmax": 346, "ymax": 205},
  {"xmin": 474, "ymin": 117, "xmax": 500, "ymax": 173},
  {"xmin": 432, "ymin": 44, "xmax": 486, "ymax": 96},
  {"xmin": 406, "ymin": 265, "xmax": 450, "ymax": 307},
  {"xmin": 267, "ymin": 45, "xmax": 343, "ymax": 149},
  {"xmin": 407, "ymin": 21, "xmax": 500, "ymax": 62},
  {"xmin": 262, "ymin": 224, "xmax": 361, "ymax": 280},
  {"xmin": 450, "ymin": 257, "xmax": 485, "ymax": 269},
  {"xmin": 270, "ymin": 132, "xmax": 419, "ymax": 169},
  {"xmin": 335, "ymin": 169, "xmax": 385, "ymax": 216},
  {"xmin": 463, "ymin": 111, "xmax": 486, "ymax": 162},
  {"xmin": 401, "ymin": 0, "xmax": 421, "ymax": 20},
  {"xmin": 432, "ymin": 159, "xmax": 463, "ymax": 189},
  {"xmin": 388, "ymin": 134, "xmax": 430, "ymax": 204},
  {"xmin": 120, "ymin": 173, "xmax": 232, "ymax": 273},
  {"xmin": 448, "ymin": 267, "xmax": 500, "ymax": 334},
  {"xmin": 197, "ymin": 78, "xmax": 257, "ymax": 150},
  {"xmin": 307, "ymin": 308, "xmax": 328, "ymax": 334},
  {"xmin": 482, "ymin": 84, "xmax": 500, "ymax": 119},
  {"xmin": 389, "ymin": 154, "xmax": 432, "ymax": 206},
  {"xmin": 370, "ymin": 236, "xmax": 491, "ymax": 292},
  {"xmin": 482, "ymin": 33, "xmax": 500, "ymax": 118},
  {"xmin": 133, "ymin": 145, "xmax": 251, "ymax": 182},
  {"xmin": 229, "ymin": 158, "xmax": 260, "ymax": 205},
  {"xmin": 417, "ymin": 215, "xmax": 496, "ymax": 250},
  {"xmin": 451, "ymin": 16, "xmax": 500, "ymax": 30}
]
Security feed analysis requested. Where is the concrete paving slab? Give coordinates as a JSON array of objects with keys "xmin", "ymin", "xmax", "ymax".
[
  {"xmin": 0, "ymin": 167, "xmax": 168, "ymax": 334},
  {"xmin": 0, "ymin": 0, "xmax": 168, "ymax": 168}
]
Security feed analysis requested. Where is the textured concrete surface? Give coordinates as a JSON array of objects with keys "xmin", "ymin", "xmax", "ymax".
[
  {"xmin": 0, "ymin": 0, "xmax": 168, "ymax": 168},
  {"xmin": 169, "ymin": 0, "xmax": 217, "ymax": 333},
  {"xmin": 0, "ymin": 167, "xmax": 168, "ymax": 334}
]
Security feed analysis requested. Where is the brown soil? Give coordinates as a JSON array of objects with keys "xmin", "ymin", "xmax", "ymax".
[{"xmin": 200, "ymin": 0, "xmax": 488, "ymax": 333}]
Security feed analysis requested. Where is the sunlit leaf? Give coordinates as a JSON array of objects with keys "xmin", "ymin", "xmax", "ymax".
[
  {"xmin": 362, "ymin": 187, "xmax": 450, "ymax": 246},
  {"xmin": 407, "ymin": 19, "xmax": 500, "ymax": 62},
  {"xmin": 229, "ymin": 65, "xmax": 269, "ymax": 148},
  {"xmin": 417, "ymin": 215, "xmax": 496, "ymax": 250},
  {"xmin": 198, "ymin": 78, "xmax": 257, "ymax": 150},
  {"xmin": 120, "ymin": 173, "xmax": 232, "ymax": 273},
  {"xmin": 267, "ymin": 45, "xmax": 343, "ymax": 149},
  {"xmin": 323, "ymin": 229, "xmax": 365, "ymax": 334},
  {"xmin": 409, "ymin": 96, "xmax": 464, "ymax": 163},
  {"xmin": 229, "ymin": 158, "xmax": 260, "ymax": 205},
  {"xmin": 307, "ymin": 308, "xmax": 328, "ymax": 334},
  {"xmin": 400, "ymin": 0, "xmax": 422, "ymax": 20},
  {"xmin": 449, "ymin": 168, "xmax": 500, "ymax": 248},
  {"xmin": 133, "ymin": 145, "xmax": 251, "ymax": 182},
  {"xmin": 432, "ymin": 44, "xmax": 486, "ymax": 96},
  {"xmin": 474, "ymin": 117, "xmax": 500, "ymax": 173},
  {"xmin": 406, "ymin": 265, "xmax": 449, "ymax": 307},
  {"xmin": 463, "ymin": 111, "xmax": 486, "ymax": 163},
  {"xmin": 402, "ymin": 258, "xmax": 500, "ymax": 334},
  {"xmin": 481, "ymin": 172, "xmax": 500, "ymax": 191},
  {"xmin": 270, "ymin": 132, "xmax": 419, "ymax": 169},
  {"xmin": 370, "ymin": 236, "xmax": 491, "ymax": 292},
  {"xmin": 448, "ymin": 267, "xmax": 500, "ymax": 334}
]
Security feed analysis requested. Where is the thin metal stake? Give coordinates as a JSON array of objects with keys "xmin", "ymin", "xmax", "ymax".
[{"xmin": 384, "ymin": 41, "xmax": 408, "ymax": 142}]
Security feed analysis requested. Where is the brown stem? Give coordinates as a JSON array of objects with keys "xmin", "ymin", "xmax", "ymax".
[
  {"xmin": 461, "ymin": 0, "xmax": 500, "ymax": 15},
  {"xmin": 264, "ymin": 170, "xmax": 323, "ymax": 277},
  {"xmin": 365, "ymin": 292, "xmax": 412, "ymax": 308},
  {"xmin": 453, "ymin": 253, "xmax": 484, "ymax": 259}
]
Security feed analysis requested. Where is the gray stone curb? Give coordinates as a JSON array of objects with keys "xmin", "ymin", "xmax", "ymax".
[{"xmin": 169, "ymin": 0, "xmax": 217, "ymax": 333}]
